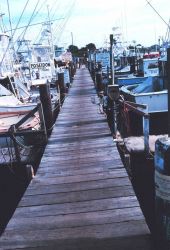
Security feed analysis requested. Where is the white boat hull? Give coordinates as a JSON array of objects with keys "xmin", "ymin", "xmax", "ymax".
[
  {"xmin": 121, "ymin": 85, "xmax": 168, "ymax": 113},
  {"xmin": 0, "ymin": 103, "xmax": 37, "ymax": 117}
]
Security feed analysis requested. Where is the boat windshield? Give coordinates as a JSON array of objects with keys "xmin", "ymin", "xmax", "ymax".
[{"xmin": 0, "ymin": 83, "xmax": 13, "ymax": 96}]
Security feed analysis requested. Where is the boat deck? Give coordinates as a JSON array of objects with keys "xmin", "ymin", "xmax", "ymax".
[{"xmin": 0, "ymin": 67, "xmax": 151, "ymax": 249}]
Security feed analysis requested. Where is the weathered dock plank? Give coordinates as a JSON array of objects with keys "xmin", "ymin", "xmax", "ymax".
[{"xmin": 0, "ymin": 68, "xmax": 152, "ymax": 250}]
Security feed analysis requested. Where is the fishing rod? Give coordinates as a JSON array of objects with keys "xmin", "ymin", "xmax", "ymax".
[
  {"xmin": 5, "ymin": 17, "xmax": 64, "ymax": 32},
  {"xmin": 0, "ymin": 0, "xmax": 30, "ymax": 68},
  {"xmin": 146, "ymin": 0, "xmax": 170, "ymax": 28},
  {"xmin": 29, "ymin": 0, "xmax": 62, "ymax": 45},
  {"xmin": 53, "ymin": 0, "xmax": 76, "ymax": 44}
]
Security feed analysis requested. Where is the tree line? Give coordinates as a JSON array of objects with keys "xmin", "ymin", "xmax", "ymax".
[
  {"xmin": 68, "ymin": 43, "xmax": 96, "ymax": 58},
  {"xmin": 67, "ymin": 42, "xmax": 160, "ymax": 58}
]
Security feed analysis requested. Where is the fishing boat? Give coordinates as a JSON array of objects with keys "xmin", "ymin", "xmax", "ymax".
[
  {"xmin": 0, "ymin": 113, "xmax": 39, "ymax": 134},
  {"xmin": 118, "ymin": 54, "xmax": 168, "ymax": 139},
  {"xmin": 120, "ymin": 76, "xmax": 167, "ymax": 113},
  {"xmin": 116, "ymin": 52, "xmax": 160, "ymax": 86},
  {"xmin": 138, "ymin": 53, "xmax": 159, "ymax": 77},
  {"xmin": 116, "ymin": 74, "xmax": 148, "ymax": 86},
  {"xmin": 0, "ymin": 82, "xmax": 39, "ymax": 134},
  {"xmin": 0, "ymin": 76, "xmax": 36, "ymax": 113}
]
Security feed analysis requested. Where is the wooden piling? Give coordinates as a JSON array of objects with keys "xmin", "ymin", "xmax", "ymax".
[
  {"xmin": 58, "ymin": 72, "xmax": 65, "ymax": 105},
  {"xmin": 69, "ymin": 62, "xmax": 74, "ymax": 82},
  {"xmin": 167, "ymin": 48, "xmax": 170, "ymax": 136},
  {"xmin": 91, "ymin": 62, "xmax": 95, "ymax": 82},
  {"xmin": 130, "ymin": 56, "xmax": 136, "ymax": 74},
  {"xmin": 110, "ymin": 34, "xmax": 114, "ymax": 85},
  {"xmin": 39, "ymin": 83, "xmax": 53, "ymax": 134},
  {"xmin": 95, "ymin": 71, "xmax": 103, "ymax": 92}
]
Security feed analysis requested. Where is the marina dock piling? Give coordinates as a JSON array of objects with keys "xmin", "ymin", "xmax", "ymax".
[
  {"xmin": 39, "ymin": 83, "xmax": 53, "ymax": 134},
  {"xmin": 167, "ymin": 48, "xmax": 170, "ymax": 137},
  {"xmin": 107, "ymin": 85, "xmax": 120, "ymax": 136},
  {"xmin": 95, "ymin": 70, "xmax": 103, "ymax": 92},
  {"xmin": 58, "ymin": 71, "xmax": 65, "ymax": 105}
]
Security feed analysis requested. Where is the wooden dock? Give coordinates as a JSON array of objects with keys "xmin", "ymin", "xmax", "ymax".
[{"xmin": 0, "ymin": 67, "xmax": 152, "ymax": 249}]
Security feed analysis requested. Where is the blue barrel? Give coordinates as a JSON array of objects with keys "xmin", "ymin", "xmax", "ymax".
[{"xmin": 155, "ymin": 137, "xmax": 170, "ymax": 247}]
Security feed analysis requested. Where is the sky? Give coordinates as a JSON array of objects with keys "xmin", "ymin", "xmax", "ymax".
[{"xmin": 0, "ymin": 0, "xmax": 170, "ymax": 49}]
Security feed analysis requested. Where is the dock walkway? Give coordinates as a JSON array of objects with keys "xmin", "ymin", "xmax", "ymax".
[{"xmin": 0, "ymin": 67, "xmax": 151, "ymax": 249}]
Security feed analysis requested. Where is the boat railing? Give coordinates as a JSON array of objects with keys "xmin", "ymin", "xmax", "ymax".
[
  {"xmin": 0, "ymin": 103, "xmax": 47, "ymax": 170},
  {"xmin": 6, "ymin": 102, "xmax": 47, "ymax": 137}
]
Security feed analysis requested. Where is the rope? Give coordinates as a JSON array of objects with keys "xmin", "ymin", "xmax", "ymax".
[
  {"xmin": 5, "ymin": 137, "xmax": 14, "ymax": 167},
  {"xmin": 1, "ymin": 147, "xmax": 8, "ymax": 163}
]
